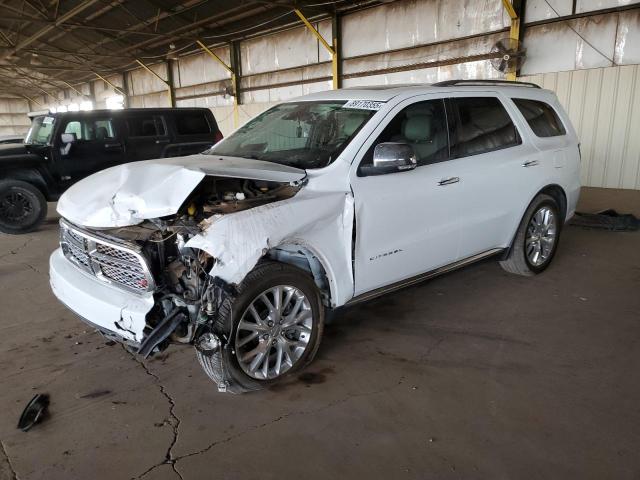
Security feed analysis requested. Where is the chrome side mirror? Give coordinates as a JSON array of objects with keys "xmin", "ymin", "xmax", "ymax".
[
  {"xmin": 60, "ymin": 133, "xmax": 76, "ymax": 144},
  {"xmin": 60, "ymin": 133, "xmax": 77, "ymax": 156},
  {"xmin": 360, "ymin": 142, "xmax": 417, "ymax": 176}
]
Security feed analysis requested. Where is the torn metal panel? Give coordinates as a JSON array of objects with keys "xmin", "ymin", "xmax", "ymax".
[
  {"xmin": 186, "ymin": 185, "xmax": 355, "ymax": 307},
  {"xmin": 56, "ymin": 155, "xmax": 306, "ymax": 228}
]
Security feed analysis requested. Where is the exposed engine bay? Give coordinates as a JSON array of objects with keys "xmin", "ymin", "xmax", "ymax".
[{"xmin": 96, "ymin": 176, "xmax": 301, "ymax": 369}]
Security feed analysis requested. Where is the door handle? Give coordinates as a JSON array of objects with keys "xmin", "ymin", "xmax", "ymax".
[
  {"xmin": 438, "ymin": 176, "xmax": 460, "ymax": 186},
  {"xmin": 104, "ymin": 142, "xmax": 122, "ymax": 151},
  {"xmin": 155, "ymin": 138, "xmax": 170, "ymax": 144},
  {"xmin": 522, "ymin": 160, "xmax": 539, "ymax": 168}
]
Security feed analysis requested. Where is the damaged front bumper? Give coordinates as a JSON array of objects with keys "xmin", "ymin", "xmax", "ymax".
[{"xmin": 50, "ymin": 248, "xmax": 154, "ymax": 345}]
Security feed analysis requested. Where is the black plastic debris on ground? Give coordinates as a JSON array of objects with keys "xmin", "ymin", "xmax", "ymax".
[
  {"xmin": 570, "ymin": 209, "xmax": 639, "ymax": 231},
  {"xmin": 17, "ymin": 393, "xmax": 49, "ymax": 432}
]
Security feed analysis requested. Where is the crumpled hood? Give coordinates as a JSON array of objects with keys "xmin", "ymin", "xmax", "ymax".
[{"xmin": 57, "ymin": 154, "xmax": 306, "ymax": 228}]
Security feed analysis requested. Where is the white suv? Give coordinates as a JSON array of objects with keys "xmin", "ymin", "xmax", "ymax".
[{"xmin": 50, "ymin": 80, "xmax": 581, "ymax": 393}]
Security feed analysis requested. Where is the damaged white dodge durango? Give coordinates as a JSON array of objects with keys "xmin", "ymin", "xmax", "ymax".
[{"xmin": 50, "ymin": 80, "xmax": 581, "ymax": 393}]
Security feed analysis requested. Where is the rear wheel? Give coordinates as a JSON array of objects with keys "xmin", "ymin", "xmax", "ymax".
[
  {"xmin": 500, "ymin": 194, "xmax": 561, "ymax": 276},
  {"xmin": 0, "ymin": 180, "xmax": 47, "ymax": 234},
  {"xmin": 196, "ymin": 261, "xmax": 324, "ymax": 393}
]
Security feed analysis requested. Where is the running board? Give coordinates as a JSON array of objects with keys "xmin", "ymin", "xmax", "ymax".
[{"xmin": 346, "ymin": 248, "xmax": 504, "ymax": 306}]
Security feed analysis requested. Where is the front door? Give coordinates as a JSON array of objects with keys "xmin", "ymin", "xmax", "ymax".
[
  {"xmin": 350, "ymin": 97, "xmax": 462, "ymax": 296},
  {"xmin": 54, "ymin": 115, "xmax": 126, "ymax": 187}
]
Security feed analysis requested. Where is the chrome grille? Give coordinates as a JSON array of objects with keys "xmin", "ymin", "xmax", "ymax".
[{"xmin": 59, "ymin": 219, "xmax": 154, "ymax": 294}]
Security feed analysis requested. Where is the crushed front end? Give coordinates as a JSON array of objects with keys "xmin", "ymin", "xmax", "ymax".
[{"xmin": 50, "ymin": 175, "xmax": 301, "ymax": 391}]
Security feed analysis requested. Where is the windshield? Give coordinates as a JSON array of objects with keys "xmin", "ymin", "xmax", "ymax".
[
  {"xmin": 25, "ymin": 115, "xmax": 56, "ymax": 145},
  {"xmin": 207, "ymin": 101, "xmax": 378, "ymax": 169}
]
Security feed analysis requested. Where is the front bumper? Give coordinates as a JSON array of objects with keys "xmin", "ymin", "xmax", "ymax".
[{"xmin": 50, "ymin": 248, "xmax": 154, "ymax": 344}]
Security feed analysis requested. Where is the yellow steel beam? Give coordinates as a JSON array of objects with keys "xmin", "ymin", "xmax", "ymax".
[
  {"xmin": 501, "ymin": 0, "xmax": 518, "ymax": 19},
  {"xmin": 295, "ymin": 8, "xmax": 339, "ymax": 90},
  {"xmin": 22, "ymin": 94, "xmax": 43, "ymax": 107},
  {"xmin": 61, "ymin": 80, "xmax": 84, "ymax": 97},
  {"xmin": 196, "ymin": 40, "xmax": 233, "ymax": 73},
  {"xmin": 93, "ymin": 71, "xmax": 127, "ymax": 98},
  {"xmin": 501, "ymin": 0, "xmax": 520, "ymax": 81},
  {"xmin": 135, "ymin": 59, "xmax": 173, "ymax": 107},
  {"xmin": 196, "ymin": 40, "xmax": 239, "ymax": 128},
  {"xmin": 294, "ymin": 9, "xmax": 334, "ymax": 55}
]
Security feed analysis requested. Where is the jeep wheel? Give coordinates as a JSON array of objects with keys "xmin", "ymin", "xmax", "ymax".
[
  {"xmin": 500, "ymin": 193, "xmax": 561, "ymax": 276},
  {"xmin": 196, "ymin": 261, "xmax": 324, "ymax": 393},
  {"xmin": 0, "ymin": 180, "xmax": 47, "ymax": 234}
]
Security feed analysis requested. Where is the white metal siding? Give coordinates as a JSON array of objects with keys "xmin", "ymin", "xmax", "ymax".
[{"xmin": 521, "ymin": 65, "xmax": 640, "ymax": 190}]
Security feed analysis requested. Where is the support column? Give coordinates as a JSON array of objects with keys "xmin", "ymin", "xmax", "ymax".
[
  {"xmin": 196, "ymin": 40, "xmax": 240, "ymax": 128},
  {"xmin": 295, "ymin": 8, "xmax": 339, "ymax": 90},
  {"xmin": 135, "ymin": 59, "xmax": 174, "ymax": 107},
  {"xmin": 332, "ymin": 13, "xmax": 342, "ymax": 89},
  {"xmin": 501, "ymin": 0, "xmax": 525, "ymax": 81}
]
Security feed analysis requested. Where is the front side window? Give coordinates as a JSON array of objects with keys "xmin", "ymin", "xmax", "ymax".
[
  {"xmin": 448, "ymin": 97, "xmax": 521, "ymax": 158},
  {"xmin": 25, "ymin": 116, "xmax": 55, "ymax": 145},
  {"xmin": 512, "ymin": 98, "xmax": 566, "ymax": 137},
  {"xmin": 209, "ymin": 101, "xmax": 377, "ymax": 169},
  {"xmin": 360, "ymin": 99, "xmax": 449, "ymax": 167},
  {"xmin": 175, "ymin": 112, "xmax": 211, "ymax": 135},
  {"xmin": 63, "ymin": 118, "xmax": 116, "ymax": 141}
]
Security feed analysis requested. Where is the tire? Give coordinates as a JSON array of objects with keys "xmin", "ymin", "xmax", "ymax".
[
  {"xmin": 500, "ymin": 193, "xmax": 561, "ymax": 276},
  {"xmin": 0, "ymin": 180, "xmax": 47, "ymax": 234},
  {"xmin": 196, "ymin": 261, "xmax": 325, "ymax": 393}
]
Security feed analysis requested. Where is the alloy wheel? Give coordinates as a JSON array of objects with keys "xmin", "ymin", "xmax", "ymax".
[
  {"xmin": 526, "ymin": 206, "xmax": 557, "ymax": 267},
  {"xmin": 235, "ymin": 285, "xmax": 313, "ymax": 380}
]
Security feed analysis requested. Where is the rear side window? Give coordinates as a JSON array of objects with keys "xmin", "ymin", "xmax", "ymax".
[
  {"xmin": 512, "ymin": 98, "xmax": 566, "ymax": 137},
  {"xmin": 174, "ymin": 112, "xmax": 211, "ymax": 135},
  {"xmin": 128, "ymin": 116, "xmax": 166, "ymax": 137},
  {"xmin": 448, "ymin": 97, "xmax": 521, "ymax": 158}
]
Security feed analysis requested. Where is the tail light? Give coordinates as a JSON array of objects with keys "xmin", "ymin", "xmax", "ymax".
[{"xmin": 214, "ymin": 130, "xmax": 224, "ymax": 144}]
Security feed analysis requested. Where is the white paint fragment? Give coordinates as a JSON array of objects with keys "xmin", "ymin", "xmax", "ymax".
[{"xmin": 186, "ymin": 189, "xmax": 355, "ymax": 307}]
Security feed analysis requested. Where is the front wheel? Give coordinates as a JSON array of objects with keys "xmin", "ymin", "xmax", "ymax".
[
  {"xmin": 500, "ymin": 193, "xmax": 561, "ymax": 276},
  {"xmin": 196, "ymin": 261, "xmax": 324, "ymax": 393},
  {"xmin": 0, "ymin": 180, "xmax": 47, "ymax": 234}
]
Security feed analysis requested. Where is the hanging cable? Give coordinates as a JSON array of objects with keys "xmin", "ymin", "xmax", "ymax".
[{"xmin": 542, "ymin": 0, "xmax": 616, "ymax": 65}]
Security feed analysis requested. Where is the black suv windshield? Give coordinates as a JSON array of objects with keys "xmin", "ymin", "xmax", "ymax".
[
  {"xmin": 207, "ymin": 101, "xmax": 377, "ymax": 169},
  {"xmin": 25, "ymin": 115, "xmax": 56, "ymax": 145}
]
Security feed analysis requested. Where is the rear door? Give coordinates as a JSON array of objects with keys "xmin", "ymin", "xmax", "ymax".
[
  {"xmin": 54, "ymin": 115, "xmax": 126, "ymax": 186},
  {"xmin": 447, "ymin": 93, "xmax": 543, "ymax": 259},
  {"xmin": 124, "ymin": 113, "xmax": 170, "ymax": 160}
]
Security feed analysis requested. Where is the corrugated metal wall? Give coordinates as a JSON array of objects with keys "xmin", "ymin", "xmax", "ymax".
[
  {"xmin": 521, "ymin": 65, "xmax": 640, "ymax": 190},
  {"xmin": 0, "ymin": 98, "xmax": 31, "ymax": 136},
  {"xmin": 13, "ymin": 0, "xmax": 640, "ymax": 189}
]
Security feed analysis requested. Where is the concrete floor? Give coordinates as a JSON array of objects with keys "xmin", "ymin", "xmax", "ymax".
[{"xmin": 1, "ymin": 189, "xmax": 639, "ymax": 480}]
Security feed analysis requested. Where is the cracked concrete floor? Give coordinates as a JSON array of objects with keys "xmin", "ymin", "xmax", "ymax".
[{"xmin": 1, "ymin": 189, "xmax": 640, "ymax": 480}]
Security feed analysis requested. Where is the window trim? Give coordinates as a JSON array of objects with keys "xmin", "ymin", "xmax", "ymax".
[
  {"xmin": 511, "ymin": 97, "xmax": 567, "ymax": 138},
  {"xmin": 61, "ymin": 117, "xmax": 118, "ymax": 143},
  {"xmin": 446, "ymin": 96, "xmax": 523, "ymax": 160},
  {"xmin": 356, "ymin": 98, "xmax": 452, "ymax": 176},
  {"xmin": 173, "ymin": 111, "xmax": 213, "ymax": 137}
]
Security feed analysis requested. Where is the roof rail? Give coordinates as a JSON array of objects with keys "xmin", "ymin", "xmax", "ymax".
[{"xmin": 432, "ymin": 79, "xmax": 541, "ymax": 89}]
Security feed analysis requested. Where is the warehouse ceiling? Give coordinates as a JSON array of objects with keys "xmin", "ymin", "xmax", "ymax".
[{"xmin": 0, "ymin": 0, "xmax": 380, "ymax": 98}]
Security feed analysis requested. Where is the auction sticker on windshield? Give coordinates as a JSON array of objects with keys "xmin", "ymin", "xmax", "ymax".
[
  {"xmin": 42, "ymin": 116, "xmax": 54, "ymax": 124},
  {"xmin": 342, "ymin": 100, "xmax": 384, "ymax": 111}
]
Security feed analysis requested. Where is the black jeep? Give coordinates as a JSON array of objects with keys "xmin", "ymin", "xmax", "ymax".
[{"xmin": 0, "ymin": 107, "xmax": 222, "ymax": 234}]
